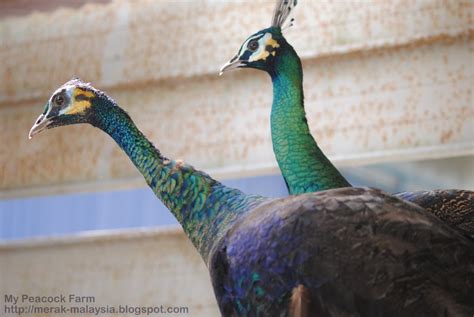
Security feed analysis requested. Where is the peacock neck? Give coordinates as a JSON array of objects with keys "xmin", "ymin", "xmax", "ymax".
[
  {"xmin": 269, "ymin": 47, "xmax": 351, "ymax": 194},
  {"xmin": 91, "ymin": 100, "xmax": 265, "ymax": 262}
]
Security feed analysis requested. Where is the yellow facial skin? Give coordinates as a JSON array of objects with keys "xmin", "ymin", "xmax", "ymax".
[
  {"xmin": 63, "ymin": 88, "xmax": 95, "ymax": 115},
  {"xmin": 249, "ymin": 33, "xmax": 280, "ymax": 62},
  {"xmin": 266, "ymin": 37, "xmax": 280, "ymax": 50}
]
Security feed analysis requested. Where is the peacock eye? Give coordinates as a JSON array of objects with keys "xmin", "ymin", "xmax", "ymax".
[
  {"xmin": 54, "ymin": 94, "xmax": 64, "ymax": 107},
  {"xmin": 247, "ymin": 40, "xmax": 259, "ymax": 52}
]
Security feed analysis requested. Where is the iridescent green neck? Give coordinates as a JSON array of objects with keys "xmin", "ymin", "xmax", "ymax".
[
  {"xmin": 269, "ymin": 46, "xmax": 350, "ymax": 194},
  {"xmin": 91, "ymin": 99, "xmax": 264, "ymax": 262}
]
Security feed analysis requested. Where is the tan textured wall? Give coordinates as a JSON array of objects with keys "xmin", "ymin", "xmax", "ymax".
[
  {"xmin": 0, "ymin": 228, "xmax": 220, "ymax": 316},
  {"xmin": 1, "ymin": 0, "xmax": 473, "ymax": 198}
]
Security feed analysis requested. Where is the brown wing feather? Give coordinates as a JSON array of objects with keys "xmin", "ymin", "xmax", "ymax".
[{"xmin": 396, "ymin": 189, "xmax": 474, "ymax": 237}]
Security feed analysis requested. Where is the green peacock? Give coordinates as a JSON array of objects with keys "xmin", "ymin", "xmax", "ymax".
[
  {"xmin": 29, "ymin": 79, "xmax": 474, "ymax": 316},
  {"xmin": 220, "ymin": 0, "xmax": 473, "ymax": 238}
]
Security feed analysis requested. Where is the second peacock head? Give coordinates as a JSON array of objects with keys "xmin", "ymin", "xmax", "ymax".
[
  {"xmin": 28, "ymin": 78, "xmax": 103, "ymax": 139},
  {"xmin": 219, "ymin": 0, "xmax": 297, "ymax": 76}
]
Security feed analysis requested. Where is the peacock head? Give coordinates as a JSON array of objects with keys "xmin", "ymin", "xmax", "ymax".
[
  {"xmin": 29, "ymin": 78, "xmax": 105, "ymax": 139},
  {"xmin": 220, "ymin": 0, "xmax": 297, "ymax": 75}
]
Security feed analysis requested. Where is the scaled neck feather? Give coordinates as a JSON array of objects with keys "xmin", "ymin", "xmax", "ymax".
[
  {"xmin": 270, "ymin": 45, "xmax": 351, "ymax": 194},
  {"xmin": 91, "ymin": 99, "xmax": 265, "ymax": 261}
]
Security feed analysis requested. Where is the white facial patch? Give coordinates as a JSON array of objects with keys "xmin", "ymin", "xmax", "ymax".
[
  {"xmin": 249, "ymin": 33, "xmax": 274, "ymax": 62},
  {"xmin": 48, "ymin": 85, "xmax": 74, "ymax": 116},
  {"xmin": 59, "ymin": 86, "xmax": 75, "ymax": 115},
  {"xmin": 238, "ymin": 33, "xmax": 280, "ymax": 63}
]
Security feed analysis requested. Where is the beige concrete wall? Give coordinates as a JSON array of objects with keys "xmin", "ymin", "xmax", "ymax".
[
  {"xmin": 0, "ymin": 228, "xmax": 220, "ymax": 316},
  {"xmin": 0, "ymin": 0, "xmax": 472, "ymax": 198}
]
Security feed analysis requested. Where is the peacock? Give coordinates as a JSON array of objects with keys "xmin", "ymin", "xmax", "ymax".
[
  {"xmin": 220, "ymin": 0, "xmax": 473, "ymax": 238},
  {"xmin": 28, "ymin": 79, "xmax": 474, "ymax": 316}
]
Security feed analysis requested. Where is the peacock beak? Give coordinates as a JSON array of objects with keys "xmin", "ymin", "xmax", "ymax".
[
  {"xmin": 28, "ymin": 113, "xmax": 52, "ymax": 139},
  {"xmin": 219, "ymin": 54, "xmax": 244, "ymax": 75}
]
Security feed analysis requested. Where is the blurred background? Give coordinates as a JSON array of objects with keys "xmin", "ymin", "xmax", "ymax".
[{"xmin": 1, "ymin": 0, "xmax": 473, "ymax": 316}]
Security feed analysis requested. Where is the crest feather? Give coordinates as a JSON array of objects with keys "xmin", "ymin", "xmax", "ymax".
[{"xmin": 271, "ymin": 0, "xmax": 297, "ymax": 28}]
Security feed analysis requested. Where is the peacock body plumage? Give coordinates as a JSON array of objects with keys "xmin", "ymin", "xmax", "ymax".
[
  {"xmin": 220, "ymin": 0, "xmax": 473, "ymax": 238},
  {"xmin": 29, "ymin": 79, "xmax": 474, "ymax": 316},
  {"xmin": 211, "ymin": 188, "xmax": 474, "ymax": 316}
]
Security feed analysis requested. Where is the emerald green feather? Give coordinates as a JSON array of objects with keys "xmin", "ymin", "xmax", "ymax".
[{"xmin": 270, "ymin": 43, "xmax": 350, "ymax": 194}]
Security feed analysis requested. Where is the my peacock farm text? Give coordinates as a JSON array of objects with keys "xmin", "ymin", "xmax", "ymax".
[
  {"xmin": 6, "ymin": 294, "xmax": 95, "ymax": 304},
  {"xmin": 4, "ymin": 294, "xmax": 190, "ymax": 315}
]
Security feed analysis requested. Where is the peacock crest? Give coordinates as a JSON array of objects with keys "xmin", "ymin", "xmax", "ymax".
[{"xmin": 271, "ymin": 0, "xmax": 297, "ymax": 29}]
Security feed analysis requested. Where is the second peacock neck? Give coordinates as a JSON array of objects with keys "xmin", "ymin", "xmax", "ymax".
[
  {"xmin": 90, "ymin": 98, "xmax": 265, "ymax": 262},
  {"xmin": 269, "ymin": 45, "xmax": 351, "ymax": 194}
]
